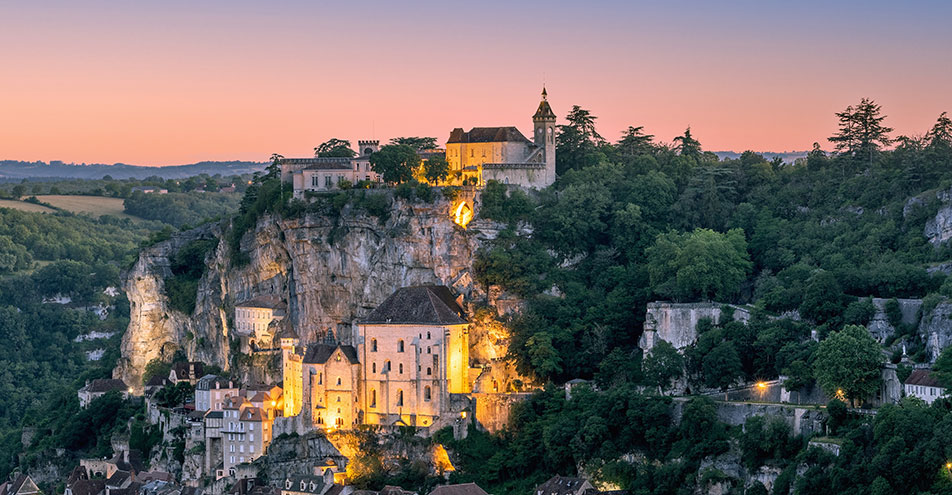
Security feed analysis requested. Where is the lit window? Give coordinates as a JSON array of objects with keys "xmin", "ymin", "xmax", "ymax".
[
  {"xmin": 397, "ymin": 389, "xmax": 404, "ymax": 406},
  {"xmin": 371, "ymin": 339, "xmax": 377, "ymax": 352}
]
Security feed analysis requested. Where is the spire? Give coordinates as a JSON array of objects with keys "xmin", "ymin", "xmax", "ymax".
[
  {"xmin": 542, "ymin": 86, "xmax": 548, "ymax": 101},
  {"xmin": 533, "ymin": 87, "xmax": 556, "ymax": 121}
]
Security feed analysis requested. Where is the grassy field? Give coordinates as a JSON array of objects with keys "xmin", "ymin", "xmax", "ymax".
[
  {"xmin": 0, "ymin": 199, "xmax": 58, "ymax": 213},
  {"xmin": 33, "ymin": 195, "xmax": 139, "ymax": 219}
]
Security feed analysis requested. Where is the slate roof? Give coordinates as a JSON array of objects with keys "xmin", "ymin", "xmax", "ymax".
[
  {"xmin": 535, "ymin": 476, "xmax": 592, "ymax": 495},
  {"xmin": 85, "ymin": 379, "xmax": 128, "ymax": 393},
  {"xmin": 429, "ymin": 483, "xmax": 489, "ymax": 495},
  {"xmin": 284, "ymin": 476, "xmax": 326, "ymax": 494},
  {"xmin": 195, "ymin": 374, "xmax": 238, "ymax": 391},
  {"xmin": 2, "ymin": 475, "xmax": 41, "ymax": 495},
  {"xmin": 447, "ymin": 127, "xmax": 532, "ymax": 144},
  {"xmin": 278, "ymin": 157, "xmax": 354, "ymax": 171},
  {"xmin": 106, "ymin": 470, "xmax": 131, "ymax": 488},
  {"xmin": 69, "ymin": 479, "xmax": 105, "ymax": 495},
  {"xmin": 533, "ymin": 88, "xmax": 556, "ymax": 120},
  {"xmin": 235, "ymin": 296, "xmax": 286, "ymax": 311},
  {"xmin": 171, "ymin": 362, "xmax": 204, "ymax": 381},
  {"xmin": 240, "ymin": 407, "xmax": 265, "ymax": 422},
  {"xmin": 145, "ymin": 375, "xmax": 169, "ymax": 388},
  {"xmin": 303, "ymin": 344, "xmax": 359, "ymax": 364},
  {"xmin": 905, "ymin": 369, "xmax": 944, "ymax": 388},
  {"xmin": 362, "ymin": 286, "xmax": 466, "ymax": 325}
]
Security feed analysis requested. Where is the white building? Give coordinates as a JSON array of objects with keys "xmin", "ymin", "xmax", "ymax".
[
  {"xmin": 280, "ymin": 141, "xmax": 381, "ymax": 198},
  {"xmin": 235, "ymin": 297, "xmax": 287, "ymax": 349},
  {"xmin": 195, "ymin": 375, "xmax": 240, "ymax": 412},
  {"xmin": 904, "ymin": 369, "xmax": 948, "ymax": 404},
  {"xmin": 222, "ymin": 396, "xmax": 273, "ymax": 476}
]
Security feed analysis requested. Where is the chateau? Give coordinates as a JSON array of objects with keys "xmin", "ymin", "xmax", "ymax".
[
  {"xmin": 278, "ymin": 89, "xmax": 556, "ymax": 192},
  {"xmin": 279, "ymin": 286, "xmax": 473, "ymax": 431}
]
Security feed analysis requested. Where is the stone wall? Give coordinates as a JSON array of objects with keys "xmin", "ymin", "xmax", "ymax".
[
  {"xmin": 639, "ymin": 302, "xmax": 751, "ymax": 352},
  {"xmin": 472, "ymin": 392, "xmax": 533, "ymax": 433},
  {"xmin": 867, "ymin": 297, "xmax": 922, "ymax": 342}
]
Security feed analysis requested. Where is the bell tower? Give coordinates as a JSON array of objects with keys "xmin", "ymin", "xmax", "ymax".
[{"xmin": 532, "ymin": 87, "xmax": 557, "ymax": 186}]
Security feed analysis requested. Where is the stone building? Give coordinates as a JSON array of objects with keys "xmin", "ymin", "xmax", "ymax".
[
  {"xmin": 222, "ymin": 396, "xmax": 274, "ymax": 476},
  {"xmin": 904, "ymin": 369, "xmax": 948, "ymax": 404},
  {"xmin": 446, "ymin": 88, "xmax": 556, "ymax": 188},
  {"xmin": 78, "ymin": 379, "xmax": 129, "ymax": 408},
  {"xmin": 279, "ymin": 285, "xmax": 472, "ymax": 430},
  {"xmin": 235, "ymin": 297, "xmax": 287, "ymax": 348},
  {"xmin": 280, "ymin": 141, "xmax": 381, "ymax": 198},
  {"xmin": 195, "ymin": 375, "xmax": 240, "ymax": 412},
  {"xmin": 169, "ymin": 362, "xmax": 205, "ymax": 385}
]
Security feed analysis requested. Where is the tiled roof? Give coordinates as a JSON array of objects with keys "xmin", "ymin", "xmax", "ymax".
[
  {"xmin": 362, "ymin": 286, "xmax": 466, "ymax": 325},
  {"xmin": 429, "ymin": 483, "xmax": 489, "ymax": 495},
  {"xmin": 235, "ymin": 296, "xmax": 286, "ymax": 310},
  {"xmin": 447, "ymin": 127, "xmax": 531, "ymax": 144},
  {"xmin": 69, "ymin": 479, "xmax": 105, "ymax": 495},
  {"xmin": 535, "ymin": 476, "xmax": 592, "ymax": 495},
  {"xmin": 85, "ymin": 379, "xmax": 128, "ymax": 393},
  {"xmin": 303, "ymin": 344, "xmax": 359, "ymax": 365},
  {"xmin": 240, "ymin": 407, "xmax": 265, "ymax": 422},
  {"xmin": 171, "ymin": 362, "xmax": 204, "ymax": 380},
  {"xmin": 905, "ymin": 369, "xmax": 943, "ymax": 388}
]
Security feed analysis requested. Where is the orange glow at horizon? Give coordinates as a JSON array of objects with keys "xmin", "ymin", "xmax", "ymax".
[{"xmin": 3, "ymin": 2, "xmax": 952, "ymax": 166}]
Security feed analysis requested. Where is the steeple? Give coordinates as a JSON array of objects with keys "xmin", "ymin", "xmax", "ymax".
[
  {"xmin": 533, "ymin": 86, "xmax": 556, "ymax": 121},
  {"xmin": 532, "ymin": 87, "xmax": 557, "ymax": 185}
]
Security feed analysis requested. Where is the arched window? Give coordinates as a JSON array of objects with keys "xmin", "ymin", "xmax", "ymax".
[
  {"xmin": 427, "ymin": 331, "xmax": 431, "ymax": 339},
  {"xmin": 426, "ymin": 367, "xmax": 432, "ymax": 376},
  {"xmin": 397, "ymin": 340, "xmax": 405, "ymax": 352},
  {"xmin": 493, "ymin": 379, "xmax": 499, "ymax": 392},
  {"xmin": 318, "ymin": 372, "xmax": 323, "ymax": 385},
  {"xmin": 371, "ymin": 339, "xmax": 377, "ymax": 352},
  {"xmin": 370, "ymin": 389, "xmax": 376, "ymax": 407},
  {"xmin": 399, "ymin": 363, "xmax": 403, "ymax": 374},
  {"xmin": 424, "ymin": 386, "xmax": 431, "ymax": 401},
  {"xmin": 372, "ymin": 362, "xmax": 376, "ymax": 373},
  {"xmin": 336, "ymin": 377, "xmax": 342, "ymax": 386},
  {"xmin": 385, "ymin": 360, "xmax": 391, "ymax": 372},
  {"xmin": 396, "ymin": 389, "xmax": 404, "ymax": 406}
]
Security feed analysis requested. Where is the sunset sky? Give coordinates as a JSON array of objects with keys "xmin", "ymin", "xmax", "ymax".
[{"xmin": 2, "ymin": 0, "xmax": 951, "ymax": 165}]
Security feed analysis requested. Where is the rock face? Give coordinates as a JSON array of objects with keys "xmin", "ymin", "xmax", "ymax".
[
  {"xmin": 639, "ymin": 302, "xmax": 751, "ymax": 352},
  {"xmin": 866, "ymin": 298, "xmax": 922, "ymax": 342},
  {"xmin": 116, "ymin": 195, "xmax": 508, "ymax": 392},
  {"xmin": 923, "ymin": 187, "xmax": 952, "ymax": 246},
  {"xmin": 919, "ymin": 301, "xmax": 952, "ymax": 360}
]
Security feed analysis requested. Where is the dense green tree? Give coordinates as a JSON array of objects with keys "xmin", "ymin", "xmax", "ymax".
[
  {"xmin": 422, "ymin": 154, "xmax": 449, "ymax": 184},
  {"xmin": 646, "ymin": 228, "xmax": 752, "ymax": 302},
  {"xmin": 370, "ymin": 145, "xmax": 420, "ymax": 184},
  {"xmin": 812, "ymin": 325, "xmax": 883, "ymax": 405},
  {"xmin": 555, "ymin": 106, "xmax": 606, "ymax": 174},
  {"xmin": 642, "ymin": 340, "xmax": 684, "ymax": 395},
  {"xmin": 702, "ymin": 341, "xmax": 744, "ymax": 398},
  {"xmin": 829, "ymin": 98, "xmax": 893, "ymax": 167},
  {"xmin": 389, "ymin": 137, "xmax": 438, "ymax": 151},
  {"xmin": 314, "ymin": 138, "xmax": 357, "ymax": 158},
  {"xmin": 933, "ymin": 346, "xmax": 952, "ymax": 388},
  {"xmin": 673, "ymin": 127, "xmax": 702, "ymax": 160},
  {"xmin": 615, "ymin": 125, "xmax": 655, "ymax": 157},
  {"xmin": 798, "ymin": 270, "xmax": 850, "ymax": 328}
]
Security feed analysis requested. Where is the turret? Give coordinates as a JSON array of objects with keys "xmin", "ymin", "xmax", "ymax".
[
  {"xmin": 532, "ymin": 87, "xmax": 557, "ymax": 186},
  {"xmin": 357, "ymin": 140, "xmax": 380, "ymax": 157}
]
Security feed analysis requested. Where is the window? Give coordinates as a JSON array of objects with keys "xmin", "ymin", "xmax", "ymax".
[
  {"xmin": 427, "ymin": 347, "xmax": 431, "ymax": 354},
  {"xmin": 336, "ymin": 396, "xmax": 341, "ymax": 402},
  {"xmin": 250, "ymin": 423, "xmax": 254, "ymax": 431},
  {"xmin": 424, "ymin": 386, "xmax": 431, "ymax": 401},
  {"xmin": 427, "ymin": 367, "xmax": 432, "ymax": 376},
  {"xmin": 372, "ymin": 362, "xmax": 376, "ymax": 373},
  {"xmin": 371, "ymin": 339, "xmax": 377, "ymax": 352},
  {"xmin": 240, "ymin": 445, "xmax": 245, "ymax": 453},
  {"xmin": 397, "ymin": 389, "xmax": 404, "ymax": 406},
  {"xmin": 319, "ymin": 372, "xmax": 323, "ymax": 385},
  {"xmin": 336, "ymin": 352, "xmax": 341, "ymax": 362},
  {"xmin": 336, "ymin": 377, "xmax": 342, "ymax": 386},
  {"xmin": 398, "ymin": 340, "xmax": 405, "ymax": 352},
  {"xmin": 399, "ymin": 363, "xmax": 403, "ymax": 374},
  {"xmin": 427, "ymin": 331, "xmax": 431, "ymax": 339},
  {"xmin": 371, "ymin": 389, "xmax": 376, "ymax": 408},
  {"xmin": 250, "ymin": 433, "xmax": 254, "ymax": 441},
  {"xmin": 385, "ymin": 360, "xmax": 391, "ymax": 372},
  {"xmin": 325, "ymin": 175, "xmax": 332, "ymax": 188}
]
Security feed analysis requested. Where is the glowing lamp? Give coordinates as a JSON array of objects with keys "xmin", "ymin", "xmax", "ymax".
[
  {"xmin": 271, "ymin": 400, "xmax": 276, "ymax": 407},
  {"xmin": 460, "ymin": 411, "xmax": 467, "ymax": 419},
  {"xmin": 756, "ymin": 382, "xmax": 767, "ymax": 390}
]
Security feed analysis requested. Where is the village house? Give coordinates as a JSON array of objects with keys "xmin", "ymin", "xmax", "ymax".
[
  {"xmin": 534, "ymin": 476, "xmax": 595, "ymax": 495},
  {"xmin": 0, "ymin": 474, "xmax": 42, "ymax": 495},
  {"xmin": 904, "ymin": 369, "xmax": 948, "ymax": 404},
  {"xmin": 279, "ymin": 140, "xmax": 381, "ymax": 198},
  {"xmin": 78, "ymin": 379, "xmax": 129, "ymax": 408},
  {"xmin": 169, "ymin": 362, "xmax": 205, "ymax": 385},
  {"xmin": 195, "ymin": 375, "xmax": 240, "ymax": 412},
  {"xmin": 221, "ymin": 396, "xmax": 274, "ymax": 476},
  {"xmin": 234, "ymin": 297, "xmax": 287, "ymax": 349}
]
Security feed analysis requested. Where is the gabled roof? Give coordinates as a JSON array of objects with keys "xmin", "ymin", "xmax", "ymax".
[
  {"xmin": 429, "ymin": 483, "xmax": 488, "ymax": 495},
  {"xmin": 145, "ymin": 375, "xmax": 169, "ymax": 388},
  {"xmin": 240, "ymin": 407, "xmax": 265, "ymax": 422},
  {"xmin": 195, "ymin": 374, "xmax": 238, "ymax": 391},
  {"xmin": 69, "ymin": 479, "xmax": 105, "ymax": 495},
  {"xmin": 447, "ymin": 127, "xmax": 531, "ymax": 145},
  {"xmin": 303, "ymin": 344, "xmax": 359, "ymax": 365},
  {"xmin": 84, "ymin": 379, "xmax": 128, "ymax": 393},
  {"xmin": 171, "ymin": 362, "xmax": 204, "ymax": 381},
  {"xmin": 535, "ymin": 476, "xmax": 593, "ymax": 495},
  {"xmin": 906, "ymin": 369, "xmax": 944, "ymax": 388},
  {"xmin": 362, "ymin": 286, "xmax": 466, "ymax": 325}
]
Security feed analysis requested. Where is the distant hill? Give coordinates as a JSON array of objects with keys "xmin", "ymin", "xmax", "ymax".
[
  {"xmin": 0, "ymin": 160, "xmax": 268, "ymax": 180},
  {"xmin": 713, "ymin": 151, "xmax": 808, "ymax": 164}
]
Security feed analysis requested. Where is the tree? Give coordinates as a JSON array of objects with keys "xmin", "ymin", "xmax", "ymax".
[
  {"xmin": 422, "ymin": 154, "xmax": 449, "ymax": 184},
  {"xmin": 389, "ymin": 137, "xmax": 438, "ymax": 151},
  {"xmin": 703, "ymin": 341, "xmax": 743, "ymax": 398},
  {"xmin": 556, "ymin": 106, "xmax": 606, "ymax": 175},
  {"xmin": 829, "ymin": 98, "xmax": 892, "ymax": 167},
  {"xmin": 933, "ymin": 346, "xmax": 952, "ymax": 388},
  {"xmin": 673, "ymin": 127, "xmax": 702, "ymax": 159},
  {"xmin": 11, "ymin": 185, "xmax": 25, "ymax": 199},
  {"xmin": 646, "ymin": 228, "xmax": 752, "ymax": 302},
  {"xmin": 370, "ymin": 145, "xmax": 420, "ymax": 184},
  {"xmin": 616, "ymin": 126, "xmax": 655, "ymax": 157},
  {"xmin": 314, "ymin": 138, "xmax": 356, "ymax": 158},
  {"xmin": 812, "ymin": 325, "xmax": 883, "ymax": 405},
  {"xmin": 642, "ymin": 340, "xmax": 684, "ymax": 395},
  {"xmin": 798, "ymin": 270, "xmax": 849, "ymax": 328}
]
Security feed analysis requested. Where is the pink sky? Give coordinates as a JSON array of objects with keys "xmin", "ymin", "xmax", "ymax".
[{"xmin": 2, "ymin": 1, "xmax": 951, "ymax": 165}]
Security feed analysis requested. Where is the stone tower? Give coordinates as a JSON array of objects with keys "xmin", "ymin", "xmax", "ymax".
[
  {"xmin": 357, "ymin": 140, "xmax": 380, "ymax": 157},
  {"xmin": 532, "ymin": 87, "xmax": 557, "ymax": 185}
]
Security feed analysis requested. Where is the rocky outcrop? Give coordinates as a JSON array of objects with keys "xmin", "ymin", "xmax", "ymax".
[
  {"xmin": 922, "ymin": 187, "xmax": 952, "ymax": 246},
  {"xmin": 639, "ymin": 302, "xmax": 751, "ymax": 352},
  {"xmin": 866, "ymin": 298, "xmax": 922, "ymax": 342},
  {"xmin": 919, "ymin": 301, "xmax": 952, "ymax": 360},
  {"xmin": 116, "ymin": 194, "xmax": 522, "ymax": 392}
]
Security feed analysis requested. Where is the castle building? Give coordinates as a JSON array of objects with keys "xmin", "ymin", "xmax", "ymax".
[
  {"xmin": 280, "ymin": 141, "xmax": 381, "ymax": 198},
  {"xmin": 446, "ymin": 88, "xmax": 557, "ymax": 188},
  {"xmin": 279, "ymin": 286, "xmax": 471, "ymax": 431}
]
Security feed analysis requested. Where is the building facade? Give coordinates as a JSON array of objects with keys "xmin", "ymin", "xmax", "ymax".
[
  {"xmin": 234, "ymin": 297, "xmax": 287, "ymax": 348},
  {"xmin": 280, "ymin": 141, "xmax": 381, "ymax": 198},
  {"xmin": 904, "ymin": 369, "xmax": 948, "ymax": 404},
  {"xmin": 222, "ymin": 397, "xmax": 273, "ymax": 475},
  {"xmin": 195, "ymin": 375, "xmax": 240, "ymax": 412}
]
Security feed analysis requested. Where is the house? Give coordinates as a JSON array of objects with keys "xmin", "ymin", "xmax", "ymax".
[
  {"xmin": 204, "ymin": 410, "xmax": 225, "ymax": 475},
  {"xmin": 169, "ymin": 362, "xmax": 205, "ymax": 385},
  {"xmin": 280, "ymin": 141, "xmax": 382, "ymax": 198},
  {"xmin": 144, "ymin": 375, "xmax": 170, "ymax": 396},
  {"xmin": 446, "ymin": 88, "xmax": 556, "ymax": 188},
  {"xmin": 78, "ymin": 379, "xmax": 129, "ymax": 408},
  {"xmin": 534, "ymin": 476, "xmax": 594, "ymax": 495},
  {"xmin": 280, "ymin": 475, "xmax": 334, "ymax": 495},
  {"xmin": 221, "ymin": 396, "xmax": 273, "ymax": 476},
  {"xmin": 195, "ymin": 375, "xmax": 240, "ymax": 412},
  {"xmin": 428, "ymin": 483, "xmax": 488, "ymax": 495},
  {"xmin": 904, "ymin": 369, "xmax": 948, "ymax": 404},
  {"xmin": 0, "ymin": 474, "xmax": 43, "ymax": 495}
]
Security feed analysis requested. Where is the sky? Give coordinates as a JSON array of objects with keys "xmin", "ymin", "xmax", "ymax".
[{"xmin": 1, "ymin": 0, "xmax": 951, "ymax": 166}]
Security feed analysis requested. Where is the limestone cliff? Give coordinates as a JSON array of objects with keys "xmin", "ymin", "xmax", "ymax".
[
  {"xmin": 638, "ymin": 302, "xmax": 751, "ymax": 353},
  {"xmin": 116, "ymin": 194, "xmax": 515, "ymax": 392}
]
